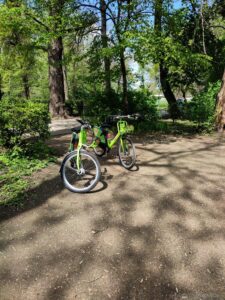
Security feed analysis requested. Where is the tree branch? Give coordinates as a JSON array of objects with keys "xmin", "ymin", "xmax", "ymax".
[
  {"xmin": 66, "ymin": 25, "xmax": 100, "ymax": 34},
  {"xmin": 210, "ymin": 24, "xmax": 225, "ymax": 30},
  {"xmin": 25, "ymin": 12, "xmax": 49, "ymax": 31},
  {"xmin": 78, "ymin": 3, "xmax": 101, "ymax": 11}
]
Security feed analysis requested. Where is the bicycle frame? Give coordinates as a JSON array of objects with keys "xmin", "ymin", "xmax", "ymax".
[
  {"xmin": 69, "ymin": 119, "xmax": 131, "ymax": 170},
  {"xmin": 68, "ymin": 126, "xmax": 88, "ymax": 171},
  {"xmin": 89, "ymin": 119, "xmax": 128, "ymax": 151}
]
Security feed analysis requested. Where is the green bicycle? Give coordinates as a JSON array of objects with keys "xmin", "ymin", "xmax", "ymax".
[
  {"xmin": 60, "ymin": 121, "xmax": 101, "ymax": 193},
  {"xmin": 60, "ymin": 115, "xmax": 137, "ymax": 193},
  {"xmin": 93, "ymin": 115, "xmax": 136, "ymax": 169}
]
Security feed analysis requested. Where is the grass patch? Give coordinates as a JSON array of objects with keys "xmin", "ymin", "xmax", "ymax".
[
  {"xmin": 157, "ymin": 98, "xmax": 168, "ymax": 111},
  {"xmin": 135, "ymin": 119, "xmax": 210, "ymax": 135},
  {"xmin": 0, "ymin": 141, "xmax": 56, "ymax": 207}
]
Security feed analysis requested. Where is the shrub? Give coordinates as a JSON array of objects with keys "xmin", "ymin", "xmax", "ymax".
[
  {"xmin": 66, "ymin": 89, "xmax": 123, "ymax": 122},
  {"xmin": 186, "ymin": 81, "xmax": 221, "ymax": 129},
  {"xmin": 66, "ymin": 88, "xmax": 159, "ymax": 124},
  {"xmin": 0, "ymin": 99, "xmax": 50, "ymax": 148},
  {"xmin": 128, "ymin": 89, "xmax": 159, "ymax": 122}
]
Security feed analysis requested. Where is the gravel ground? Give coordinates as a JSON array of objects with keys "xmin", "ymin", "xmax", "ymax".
[{"xmin": 1, "ymin": 133, "xmax": 225, "ymax": 300}]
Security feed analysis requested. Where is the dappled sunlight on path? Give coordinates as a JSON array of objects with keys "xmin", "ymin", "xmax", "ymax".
[{"xmin": 1, "ymin": 134, "xmax": 225, "ymax": 299}]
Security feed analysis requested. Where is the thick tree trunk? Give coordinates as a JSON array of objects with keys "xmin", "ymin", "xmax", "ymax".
[
  {"xmin": 48, "ymin": 37, "xmax": 65, "ymax": 117},
  {"xmin": 120, "ymin": 48, "xmax": 129, "ymax": 113},
  {"xmin": 216, "ymin": 69, "xmax": 225, "ymax": 132},
  {"xmin": 100, "ymin": 0, "xmax": 111, "ymax": 97},
  {"xmin": 22, "ymin": 73, "xmax": 30, "ymax": 99},
  {"xmin": 154, "ymin": 0, "xmax": 178, "ymax": 119},
  {"xmin": 160, "ymin": 64, "xmax": 179, "ymax": 119}
]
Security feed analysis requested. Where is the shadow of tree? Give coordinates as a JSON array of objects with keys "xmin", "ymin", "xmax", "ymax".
[{"xmin": 1, "ymin": 133, "xmax": 225, "ymax": 299}]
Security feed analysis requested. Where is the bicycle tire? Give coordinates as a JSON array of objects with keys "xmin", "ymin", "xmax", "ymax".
[
  {"xmin": 60, "ymin": 150, "xmax": 101, "ymax": 193},
  {"xmin": 118, "ymin": 137, "xmax": 136, "ymax": 169},
  {"xmin": 94, "ymin": 143, "xmax": 106, "ymax": 157}
]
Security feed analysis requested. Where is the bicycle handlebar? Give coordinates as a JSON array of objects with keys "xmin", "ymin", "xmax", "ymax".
[
  {"xmin": 108, "ymin": 113, "xmax": 141, "ymax": 121},
  {"xmin": 75, "ymin": 114, "xmax": 140, "ymax": 130},
  {"xmin": 77, "ymin": 119, "xmax": 92, "ymax": 129}
]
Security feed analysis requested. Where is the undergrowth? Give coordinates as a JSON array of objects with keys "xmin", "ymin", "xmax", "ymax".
[{"xmin": 0, "ymin": 141, "xmax": 55, "ymax": 207}]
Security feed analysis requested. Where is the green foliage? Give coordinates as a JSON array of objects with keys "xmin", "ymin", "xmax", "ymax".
[
  {"xmin": 157, "ymin": 98, "xmax": 168, "ymax": 110},
  {"xmin": 84, "ymin": 91, "xmax": 123, "ymax": 123},
  {"xmin": 0, "ymin": 141, "xmax": 55, "ymax": 206},
  {"xmin": 0, "ymin": 0, "xmax": 224, "ymax": 132},
  {"xmin": 0, "ymin": 99, "xmax": 50, "ymax": 148},
  {"xmin": 129, "ymin": 28, "xmax": 212, "ymax": 93},
  {"xmin": 0, "ymin": 3, "xmax": 49, "ymax": 102},
  {"xmin": 186, "ymin": 81, "xmax": 221, "ymax": 129},
  {"xmin": 128, "ymin": 89, "xmax": 159, "ymax": 121},
  {"xmin": 66, "ymin": 87, "xmax": 159, "ymax": 124}
]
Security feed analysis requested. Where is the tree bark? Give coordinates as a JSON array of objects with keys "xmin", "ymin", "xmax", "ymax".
[
  {"xmin": 154, "ymin": 0, "xmax": 179, "ymax": 119},
  {"xmin": 100, "ymin": 0, "xmax": 111, "ymax": 97},
  {"xmin": 159, "ymin": 64, "xmax": 179, "ymax": 119},
  {"xmin": 22, "ymin": 73, "xmax": 30, "ymax": 99},
  {"xmin": 216, "ymin": 69, "xmax": 225, "ymax": 131},
  {"xmin": 63, "ymin": 64, "xmax": 69, "ymax": 102},
  {"xmin": 48, "ymin": 0, "xmax": 66, "ymax": 118},
  {"xmin": 120, "ymin": 48, "xmax": 129, "ymax": 113},
  {"xmin": 0, "ymin": 74, "xmax": 3, "ymax": 100},
  {"xmin": 48, "ymin": 36, "xmax": 65, "ymax": 117}
]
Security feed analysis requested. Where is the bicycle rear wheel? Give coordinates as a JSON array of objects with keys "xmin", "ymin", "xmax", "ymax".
[
  {"xmin": 118, "ymin": 137, "xmax": 136, "ymax": 169},
  {"xmin": 94, "ymin": 142, "xmax": 106, "ymax": 157},
  {"xmin": 61, "ymin": 150, "xmax": 101, "ymax": 193}
]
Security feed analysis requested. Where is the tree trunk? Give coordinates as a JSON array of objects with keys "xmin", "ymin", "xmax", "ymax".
[
  {"xmin": 100, "ymin": 0, "xmax": 111, "ymax": 97},
  {"xmin": 63, "ymin": 64, "xmax": 69, "ymax": 102},
  {"xmin": 154, "ymin": 0, "xmax": 179, "ymax": 119},
  {"xmin": 216, "ymin": 69, "xmax": 225, "ymax": 131},
  {"xmin": 48, "ymin": 37, "xmax": 65, "ymax": 117},
  {"xmin": 120, "ymin": 48, "xmax": 129, "ymax": 113},
  {"xmin": 0, "ymin": 74, "xmax": 3, "ymax": 100},
  {"xmin": 22, "ymin": 73, "xmax": 30, "ymax": 99},
  {"xmin": 160, "ymin": 64, "xmax": 179, "ymax": 119},
  {"xmin": 154, "ymin": 0, "xmax": 163, "ymax": 32}
]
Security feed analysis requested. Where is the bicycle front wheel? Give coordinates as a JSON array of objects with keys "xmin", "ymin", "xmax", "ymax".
[
  {"xmin": 118, "ymin": 137, "xmax": 136, "ymax": 169},
  {"xmin": 61, "ymin": 150, "xmax": 101, "ymax": 193}
]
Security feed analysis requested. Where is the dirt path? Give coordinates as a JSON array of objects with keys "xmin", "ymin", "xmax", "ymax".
[{"xmin": 1, "ymin": 133, "xmax": 225, "ymax": 300}]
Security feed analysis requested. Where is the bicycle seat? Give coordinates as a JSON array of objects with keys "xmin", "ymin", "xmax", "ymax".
[{"xmin": 71, "ymin": 126, "xmax": 81, "ymax": 133}]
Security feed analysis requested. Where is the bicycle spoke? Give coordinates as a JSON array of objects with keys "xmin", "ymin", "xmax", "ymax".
[
  {"xmin": 62, "ymin": 151, "xmax": 100, "ymax": 192},
  {"xmin": 119, "ymin": 138, "xmax": 136, "ymax": 169}
]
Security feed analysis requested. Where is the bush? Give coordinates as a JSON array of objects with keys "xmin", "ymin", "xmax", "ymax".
[
  {"xmin": 186, "ymin": 81, "xmax": 221, "ymax": 129},
  {"xmin": 66, "ymin": 88, "xmax": 159, "ymax": 124},
  {"xmin": 66, "ymin": 89, "xmax": 123, "ymax": 122},
  {"xmin": 0, "ymin": 99, "xmax": 50, "ymax": 148},
  {"xmin": 128, "ymin": 89, "xmax": 159, "ymax": 122}
]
